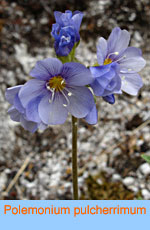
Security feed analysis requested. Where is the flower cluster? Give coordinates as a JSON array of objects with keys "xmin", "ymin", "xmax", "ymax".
[
  {"xmin": 51, "ymin": 10, "xmax": 83, "ymax": 57},
  {"xmin": 5, "ymin": 10, "xmax": 146, "ymax": 132}
]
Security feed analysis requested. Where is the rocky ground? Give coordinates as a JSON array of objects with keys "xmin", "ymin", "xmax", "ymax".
[{"xmin": 0, "ymin": 0, "xmax": 150, "ymax": 200}]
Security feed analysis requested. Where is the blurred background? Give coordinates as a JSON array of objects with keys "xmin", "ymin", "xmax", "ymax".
[{"xmin": 0, "ymin": 0, "xmax": 150, "ymax": 200}]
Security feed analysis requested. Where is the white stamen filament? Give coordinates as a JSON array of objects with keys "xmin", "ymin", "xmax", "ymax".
[
  {"xmin": 60, "ymin": 90, "xmax": 70, "ymax": 107},
  {"xmin": 107, "ymin": 51, "xmax": 119, "ymax": 59},
  {"xmin": 61, "ymin": 80, "xmax": 65, "ymax": 85},
  {"xmin": 114, "ymin": 55, "xmax": 126, "ymax": 63},
  {"xmin": 49, "ymin": 88, "xmax": 55, "ymax": 103},
  {"xmin": 64, "ymin": 88, "xmax": 73, "ymax": 97},
  {"xmin": 46, "ymin": 82, "xmax": 51, "ymax": 91}
]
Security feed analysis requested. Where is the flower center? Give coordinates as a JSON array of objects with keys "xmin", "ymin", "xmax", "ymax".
[
  {"xmin": 103, "ymin": 52, "xmax": 119, "ymax": 65},
  {"xmin": 104, "ymin": 58, "xmax": 112, "ymax": 65},
  {"xmin": 48, "ymin": 76, "xmax": 66, "ymax": 91}
]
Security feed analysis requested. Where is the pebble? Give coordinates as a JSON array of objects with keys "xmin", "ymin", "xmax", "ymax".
[
  {"xmin": 96, "ymin": 178, "xmax": 103, "ymax": 185},
  {"xmin": 129, "ymin": 13, "xmax": 136, "ymax": 21},
  {"xmin": 134, "ymin": 31, "xmax": 142, "ymax": 42},
  {"xmin": 112, "ymin": 174, "xmax": 121, "ymax": 182},
  {"xmin": 128, "ymin": 185, "xmax": 139, "ymax": 193},
  {"xmin": 87, "ymin": 161, "xmax": 97, "ymax": 170},
  {"xmin": 40, "ymin": 18, "xmax": 49, "ymax": 25},
  {"xmin": 140, "ymin": 163, "xmax": 150, "ymax": 176},
  {"xmin": 0, "ymin": 172, "xmax": 7, "ymax": 192},
  {"xmin": 123, "ymin": 177, "xmax": 135, "ymax": 186},
  {"xmin": 38, "ymin": 172, "xmax": 50, "ymax": 186},
  {"xmin": 141, "ymin": 189, "xmax": 150, "ymax": 200},
  {"xmin": 26, "ymin": 181, "xmax": 37, "ymax": 189},
  {"xmin": 80, "ymin": 142, "xmax": 91, "ymax": 152},
  {"xmin": 104, "ymin": 167, "xmax": 115, "ymax": 175}
]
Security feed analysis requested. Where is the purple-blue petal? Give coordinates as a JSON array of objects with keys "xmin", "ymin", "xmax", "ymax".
[
  {"xmin": 103, "ymin": 94, "xmax": 115, "ymax": 104},
  {"xmin": 20, "ymin": 116, "xmax": 38, "ymax": 133},
  {"xmin": 90, "ymin": 63, "xmax": 121, "ymax": 96},
  {"xmin": 90, "ymin": 79, "xmax": 104, "ymax": 96},
  {"xmin": 96, "ymin": 67, "xmax": 116, "ymax": 89},
  {"xmin": 54, "ymin": 10, "xmax": 73, "ymax": 27},
  {"xmin": 90, "ymin": 64, "xmax": 112, "ymax": 79},
  {"xmin": 84, "ymin": 104, "xmax": 98, "ymax": 124},
  {"xmin": 54, "ymin": 11, "xmax": 63, "ymax": 26},
  {"xmin": 97, "ymin": 37, "xmax": 108, "ymax": 65},
  {"xmin": 14, "ymin": 93, "xmax": 25, "ymax": 113},
  {"xmin": 72, "ymin": 11, "xmax": 83, "ymax": 32},
  {"xmin": 5, "ymin": 85, "xmax": 22, "ymax": 104},
  {"xmin": 120, "ymin": 72, "xmax": 143, "ymax": 95},
  {"xmin": 38, "ymin": 92, "xmax": 68, "ymax": 125},
  {"xmin": 66, "ymin": 86, "xmax": 95, "ymax": 118},
  {"xmin": 54, "ymin": 26, "xmax": 76, "ymax": 56},
  {"xmin": 62, "ymin": 62, "xmax": 94, "ymax": 86},
  {"xmin": 38, "ymin": 122, "xmax": 47, "ymax": 131},
  {"xmin": 30, "ymin": 58, "xmax": 63, "ymax": 80},
  {"xmin": 107, "ymin": 27, "xmax": 130, "ymax": 55},
  {"xmin": 26, "ymin": 95, "xmax": 43, "ymax": 123},
  {"xmin": 19, "ymin": 79, "xmax": 46, "ymax": 108},
  {"xmin": 102, "ymin": 75, "xmax": 121, "ymax": 96},
  {"xmin": 51, "ymin": 23, "xmax": 60, "ymax": 40},
  {"xmin": 8, "ymin": 106, "xmax": 38, "ymax": 133},
  {"xmin": 119, "ymin": 47, "xmax": 146, "ymax": 72},
  {"xmin": 60, "ymin": 11, "xmax": 72, "ymax": 26},
  {"xmin": 8, "ymin": 106, "xmax": 21, "ymax": 122}
]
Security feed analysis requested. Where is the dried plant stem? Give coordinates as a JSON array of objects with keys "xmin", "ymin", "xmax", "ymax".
[
  {"xmin": 72, "ymin": 116, "xmax": 78, "ymax": 200},
  {"xmin": 2, "ymin": 153, "xmax": 32, "ymax": 197}
]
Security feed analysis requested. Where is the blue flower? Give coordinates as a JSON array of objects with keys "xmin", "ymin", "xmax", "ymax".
[
  {"xmin": 51, "ymin": 10, "xmax": 83, "ymax": 56},
  {"xmin": 5, "ymin": 86, "xmax": 47, "ymax": 133},
  {"xmin": 6, "ymin": 58, "xmax": 95, "ymax": 128},
  {"xmin": 95, "ymin": 27, "xmax": 146, "ymax": 96},
  {"xmin": 90, "ymin": 62, "xmax": 121, "ymax": 98}
]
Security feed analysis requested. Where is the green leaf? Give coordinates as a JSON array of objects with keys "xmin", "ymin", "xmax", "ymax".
[{"xmin": 141, "ymin": 154, "xmax": 150, "ymax": 163}]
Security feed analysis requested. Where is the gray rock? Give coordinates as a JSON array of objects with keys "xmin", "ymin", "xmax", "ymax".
[
  {"xmin": 123, "ymin": 177, "xmax": 135, "ymax": 186},
  {"xmin": 112, "ymin": 174, "xmax": 122, "ymax": 182},
  {"xmin": 0, "ymin": 172, "xmax": 7, "ymax": 192},
  {"xmin": 141, "ymin": 189, "xmax": 150, "ymax": 200},
  {"xmin": 140, "ymin": 163, "xmax": 150, "ymax": 176}
]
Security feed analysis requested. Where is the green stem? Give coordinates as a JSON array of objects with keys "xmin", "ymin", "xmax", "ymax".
[{"xmin": 72, "ymin": 116, "xmax": 78, "ymax": 200}]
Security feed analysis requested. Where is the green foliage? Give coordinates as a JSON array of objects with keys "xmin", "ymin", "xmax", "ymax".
[{"xmin": 141, "ymin": 154, "xmax": 150, "ymax": 163}]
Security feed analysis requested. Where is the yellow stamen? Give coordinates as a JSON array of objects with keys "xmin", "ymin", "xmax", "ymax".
[
  {"xmin": 104, "ymin": 58, "xmax": 112, "ymax": 65},
  {"xmin": 49, "ymin": 76, "xmax": 66, "ymax": 91}
]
